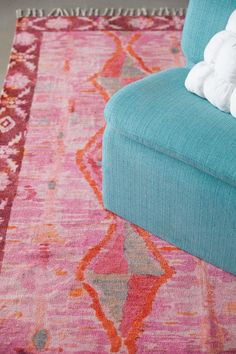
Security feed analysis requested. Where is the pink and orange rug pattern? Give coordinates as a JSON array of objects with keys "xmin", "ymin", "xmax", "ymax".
[{"xmin": 0, "ymin": 15, "xmax": 235, "ymax": 354}]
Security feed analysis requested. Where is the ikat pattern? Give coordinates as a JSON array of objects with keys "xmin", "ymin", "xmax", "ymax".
[{"xmin": 0, "ymin": 15, "xmax": 235, "ymax": 354}]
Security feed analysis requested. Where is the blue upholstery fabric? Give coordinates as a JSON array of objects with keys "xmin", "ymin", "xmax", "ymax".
[
  {"xmin": 102, "ymin": 126, "xmax": 236, "ymax": 274},
  {"xmin": 102, "ymin": 0, "xmax": 236, "ymax": 274},
  {"xmin": 182, "ymin": 0, "xmax": 236, "ymax": 67},
  {"xmin": 105, "ymin": 68, "xmax": 236, "ymax": 188}
]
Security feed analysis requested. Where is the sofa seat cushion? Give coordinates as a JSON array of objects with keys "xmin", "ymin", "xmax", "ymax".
[{"xmin": 104, "ymin": 68, "xmax": 236, "ymax": 188}]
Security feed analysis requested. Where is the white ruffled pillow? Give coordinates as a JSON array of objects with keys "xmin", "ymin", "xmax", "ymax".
[{"xmin": 185, "ymin": 10, "xmax": 236, "ymax": 118}]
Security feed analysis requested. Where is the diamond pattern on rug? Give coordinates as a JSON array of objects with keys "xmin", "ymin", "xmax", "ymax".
[{"xmin": 0, "ymin": 15, "xmax": 235, "ymax": 354}]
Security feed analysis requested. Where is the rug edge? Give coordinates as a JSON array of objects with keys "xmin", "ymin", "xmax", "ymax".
[{"xmin": 16, "ymin": 7, "xmax": 187, "ymax": 18}]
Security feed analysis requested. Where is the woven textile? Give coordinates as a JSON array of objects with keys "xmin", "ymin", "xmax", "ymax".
[
  {"xmin": 181, "ymin": 0, "xmax": 236, "ymax": 66},
  {"xmin": 0, "ymin": 15, "xmax": 235, "ymax": 353},
  {"xmin": 105, "ymin": 67, "xmax": 236, "ymax": 188}
]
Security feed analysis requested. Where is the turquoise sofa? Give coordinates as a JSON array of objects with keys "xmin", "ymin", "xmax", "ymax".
[{"xmin": 102, "ymin": 0, "xmax": 236, "ymax": 275}]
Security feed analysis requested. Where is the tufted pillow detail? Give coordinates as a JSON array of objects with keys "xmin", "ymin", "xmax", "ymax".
[{"xmin": 185, "ymin": 10, "xmax": 236, "ymax": 118}]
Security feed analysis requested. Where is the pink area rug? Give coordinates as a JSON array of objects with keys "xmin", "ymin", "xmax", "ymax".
[{"xmin": 0, "ymin": 14, "xmax": 236, "ymax": 354}]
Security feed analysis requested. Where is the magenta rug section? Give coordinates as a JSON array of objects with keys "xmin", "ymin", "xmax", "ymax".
[{"xmin": 0, "ymin": 15, "xmax": 235, "ymax": 354}]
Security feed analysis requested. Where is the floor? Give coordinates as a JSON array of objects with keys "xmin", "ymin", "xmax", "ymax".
[{"xmin": 0, "ymin": 0, "xmax": 188, "ymax": 88}]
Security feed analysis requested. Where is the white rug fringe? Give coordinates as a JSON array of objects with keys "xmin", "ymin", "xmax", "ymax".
[{"xmin": 16, "ymin": 7, "xmax": 186, "ymax": 18}]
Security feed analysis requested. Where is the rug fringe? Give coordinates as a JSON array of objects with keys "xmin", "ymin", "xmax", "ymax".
[{"xmin": 16, "ymin": 7, "xmax": 186, "ymax": 18}]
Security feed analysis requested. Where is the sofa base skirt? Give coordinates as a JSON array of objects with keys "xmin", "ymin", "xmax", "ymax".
[{"xmin": 102, "ymin": 125, "xmax": 236, "ymax": 275}]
